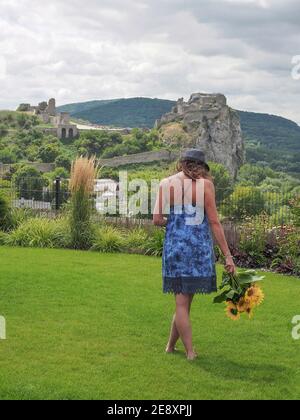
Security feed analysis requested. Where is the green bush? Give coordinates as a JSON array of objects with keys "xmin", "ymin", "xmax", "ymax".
[
  {"xmin": 222, "ymin": 186, "xmax": 266, "ymax": 220},
  {"xmin": 271, "ymin": 229, "xmax": 300, "ymax": 276},
  {"xmin": 0, "ymin": 191, "xmax": 11, "ymax": 230},
  {"xmin": 291, "ymin": 196, "xmax": 300, "ymax": 227},
  {"xmin": 8, "ymin": 208, "xmax": 34, "ymax": 230},
  {"xmin": 13, "ymin": 165, "xmax": 45, "ymax": 200},
  {"xmin": 144, "ymin": 228, "xmax": 165, "ymax": 256},
  {"xmin": 239, "ymin": 218, "xmax": 268, "ymax": 265},
  {"xmin": 0, "ymin": 230, "xmax": 9, "ymax": 245},
  {"xmin": 6, "ymin": 217, "xmax": 70, "ymax": 249},
  {"xmin": 91, "ymin": 226, "xmax": 124, "ymax": 253},
  {"xmin": 124, "ymin": 228, "xmax": 148, "ymax": 253}
]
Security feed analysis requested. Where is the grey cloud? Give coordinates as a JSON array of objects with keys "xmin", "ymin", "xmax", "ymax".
[{"xmin": 0, "ymin": 0, "xmax": 299, "ymax": 123}]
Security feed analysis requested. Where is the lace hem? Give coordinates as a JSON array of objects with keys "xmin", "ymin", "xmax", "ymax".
[{"xmin": 163, "ymin": 275, "xmax": 217, "ymax": 295}]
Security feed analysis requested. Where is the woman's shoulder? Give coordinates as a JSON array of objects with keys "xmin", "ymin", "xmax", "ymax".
[
  {"xmin": 203, "ymin": 178, "xmax": 214, "ymax": 188},
  {"xmin": 160, "ymin": 172, "xmax": 183, "ymax": 185}
]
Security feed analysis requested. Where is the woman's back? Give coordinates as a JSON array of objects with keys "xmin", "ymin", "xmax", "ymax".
[{"xmin": 160, "ymin": 172, "xmax": 206, "ymax": 225}]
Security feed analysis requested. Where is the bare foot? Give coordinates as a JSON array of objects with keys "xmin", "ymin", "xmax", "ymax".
[
  {"xmin": 165, "ymin": 344, "xmax": 178, "ymax": 353},
  {"xmin": 186, "ymin": 351, "xmax": 198, "ymax": 361}
]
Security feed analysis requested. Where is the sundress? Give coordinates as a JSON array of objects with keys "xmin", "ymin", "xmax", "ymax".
[{"xmin": 162, "ymin": 177, "xmax": 217, "ymax": 295}]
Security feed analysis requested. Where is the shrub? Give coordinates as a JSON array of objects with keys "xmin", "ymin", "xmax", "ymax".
[
  {"xmin": 124, "ymin": 228, "xmax": 148, "ymax": 253},
  {"xmin": 271, "ymin": 228, "xmax": 300, "ymax": 276},
  {"xmin": 290, "ymin": 196, "xmax": 300, "ymax": 227},
  {"xmin": 8, "ymin": 208, "xmax": 34, "ymax": 230},
  {"xmin": 269, "ymin": 205, "xmax": 293, "ymax": 227},
  {"xmin": 222, "ymin": 186, "xmax": 266, "ymax": 220},
  {"xmin": 13, "ymin": 165, "xmax": 46, "ymax": 200},
  {"xmin": 0, "ymin": 230, "xmax": 9, "ymax": 245},
  {"xmin": 0, "ymin": 191, "xmax": 11, "ymax": 230},
  {"xmin": 238, "ymin": 217, "xmax": 268, "ymax": 266},
  {"xmin": 55, "ymin": 155, "xmax": 72, "ymax": 171},
  {"xmin": 6, "ymin": 218, "xmax": 56, "ymax": 248},
  {"xmin": 91, "ymin": 226, "xmax": 124, "ymax": 253},
  {"xmin": 6, "ymin": 217, "xmax": 71, "ymax": 249},
  {"xmin": 144, "ymin": 228, "xmax": 165, "ymax": 256}
]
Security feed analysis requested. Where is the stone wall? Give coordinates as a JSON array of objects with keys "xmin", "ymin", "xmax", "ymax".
[
  {"xmin": 98, "ymin": 150, "xmax": 180, "ymax": 168},
  {"xmin": 0, "ymin": 162, "xmax": 55, "ymax": 174}
]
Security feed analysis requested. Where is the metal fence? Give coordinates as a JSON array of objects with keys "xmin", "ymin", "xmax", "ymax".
[{"xmin": 0, "ymin": 176, "xmax": 299, "ymax": 229}]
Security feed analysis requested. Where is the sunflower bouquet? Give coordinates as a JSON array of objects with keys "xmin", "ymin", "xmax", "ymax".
[{"xmin": 214, "ymin": 269, "xmax": 265, "ymax": 321}]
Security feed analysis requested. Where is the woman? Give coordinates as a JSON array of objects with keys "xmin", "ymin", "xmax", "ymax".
[{"xmin": 153, "ymin": 149, "xmax": 236, "ymax": 361}]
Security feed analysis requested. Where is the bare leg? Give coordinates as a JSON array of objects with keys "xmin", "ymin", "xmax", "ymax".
[
  {"xmin": 166, "ymin": 294, "xmax": 194, "ymax": 353},
  {"xmin": 175, "ymin": 294, "xmax": 196, "ymax": 359}
]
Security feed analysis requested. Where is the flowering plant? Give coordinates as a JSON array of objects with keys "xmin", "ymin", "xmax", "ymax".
[{"xmin": 214, "ymin": 269, "xmax": 265, "ymax": 321}]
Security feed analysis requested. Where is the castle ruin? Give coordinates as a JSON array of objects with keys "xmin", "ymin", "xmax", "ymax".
[
  {"xmin": 17, "ymin": 98, "xmax": 78, "ymax": 140},
  {"xmin": 156, "ymin": 93, "xmax": 245, "ymax": 178}
]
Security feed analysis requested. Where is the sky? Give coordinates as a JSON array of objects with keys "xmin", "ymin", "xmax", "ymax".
[{"xmin": 0, "ymin": 0, "xmax": 299, "ymax": 123}]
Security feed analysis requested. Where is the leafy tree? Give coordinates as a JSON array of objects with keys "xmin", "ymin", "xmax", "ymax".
[
  {"xmin": 222, "ymin": 186, "xmax": 266, "ymax": 220},
  {"xmin": 38, "ymin": 143, "xmax": 60, "ymax": 163},
  {"xmin": 0, "ymin": 148, "xmax": 17, "ymax": 164},
  {"xmin": 45, "ymin": 167, "xmax": 69, "ymax": 182},
  {"xmin": 55, "ymin": 154, "xmax": 72, "ymax": 171},
  {"xmin": 75, "ymin": 130, "xmax": 122, "ymax": 157},
  {"xmin": 237, "ymin": 164, "xmax": 275, "ymax": 186},
  {"xmin": 13, "ymin": 166, "xmax": 46, "ymax": 200},
  {"xmin": 0, "ymin": 124, "xmax": 8, "ymax": 137},
  {"xmin": 210, "ymin": 163, "xmax": 233, "ymax": 202}
]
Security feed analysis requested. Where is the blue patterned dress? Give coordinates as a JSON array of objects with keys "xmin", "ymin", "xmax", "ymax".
[{"xmin": 163, "ymin": 202, "xmax": 217, "ymax": 295}]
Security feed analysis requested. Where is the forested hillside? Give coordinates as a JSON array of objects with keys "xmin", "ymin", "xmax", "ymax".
[{"xmin": 58, "ymin": 98, "xmax": 300, "ymax": 175}]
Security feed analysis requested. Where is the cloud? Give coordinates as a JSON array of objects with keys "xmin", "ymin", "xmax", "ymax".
[{"xmin": 0, "ymin": 0, "xmax": 299, "ymax": 123}]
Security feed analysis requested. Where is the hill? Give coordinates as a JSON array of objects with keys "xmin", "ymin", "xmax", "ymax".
[
  {"xmin": 58, "ymin": 98, "xmax": 300, "ymax": 175},
  {"xmin": 239, "ymin": 111, "xmax": 300, "ymax": 174},
  {"xmin": 58, "ymin": 98, "xmax": 176, "ymax": 128}
]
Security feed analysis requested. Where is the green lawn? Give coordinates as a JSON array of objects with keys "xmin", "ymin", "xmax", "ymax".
[{"xmin": 0, "ymin": 246, "xmax": 299, "ymax": 400}]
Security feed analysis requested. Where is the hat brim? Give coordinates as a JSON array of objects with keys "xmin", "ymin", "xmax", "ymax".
[{"xmin": 180, "ymin": 157, "xmax": 210, "ymax": 171}]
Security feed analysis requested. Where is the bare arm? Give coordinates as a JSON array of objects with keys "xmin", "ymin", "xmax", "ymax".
[{"xmin": 204, "ymin": 179, "xmax": 236, "ymax": 274}]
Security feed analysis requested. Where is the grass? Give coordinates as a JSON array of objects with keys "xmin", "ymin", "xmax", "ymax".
[{"xmin": 0, "ymin": 246, "xmax": 299, "ymax": 400}]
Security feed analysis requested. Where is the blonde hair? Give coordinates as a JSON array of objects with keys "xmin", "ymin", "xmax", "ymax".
[{"xmin": 176, "ymin": 159, "xmax": 213, "ymax": 182}]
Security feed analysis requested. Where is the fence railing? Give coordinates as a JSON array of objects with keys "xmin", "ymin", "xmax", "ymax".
[{"xmin": 0, "ymin": 176, "xmax": 299, "ymax": 229}]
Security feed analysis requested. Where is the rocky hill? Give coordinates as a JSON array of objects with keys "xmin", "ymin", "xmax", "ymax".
[
  {"xmin": 58, "ymin": 97, "xmax": 300, "ymax": 175},
  {"xmin": 156, "ymin": 93, "xmax": 244, "ymax": 178}
]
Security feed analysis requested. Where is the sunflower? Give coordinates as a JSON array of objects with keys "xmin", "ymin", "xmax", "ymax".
[
  {"xmin": 245, "ymin": 306, "xmax": 254, "ymax": 319},
  {"xmin": 237, "ymin": 297, "xmax": 252, "ymax": 313},
  {"xmin": 245, "ymin": 285, "xmax": 265, "ymax": 307},
  {"xmin": 225, "ymin": 301, "xmax": 240, "ymax": 321}
]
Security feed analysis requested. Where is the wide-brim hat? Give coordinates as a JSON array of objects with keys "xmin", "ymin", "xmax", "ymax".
[{"xmin": 180, "ymin": 149, "xmax": 210, "ymax": 171}]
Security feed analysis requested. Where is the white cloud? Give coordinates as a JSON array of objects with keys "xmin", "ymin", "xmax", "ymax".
[{"xmin": 0, "ymin": 0, "xmax": 299, "ymax": 123}]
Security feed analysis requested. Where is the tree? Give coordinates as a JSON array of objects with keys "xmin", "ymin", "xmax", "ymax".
[
  {"xmin": 0, "ymin": 148, "xmax": 17, "ymax": 164},
  {"xmin": 222, "ymin": 186, "xmax": 266, "ymax": 220},
  {"xmin": 13, "ymin": 166, "xmax": 45, "ymax": 200},
  {"xmin": 38, "ymin": 143, "xmax": 60, "ymax": 163},
  {"xmin": 237, "ymin": 164, "xmax": 275, "ymax": 186},
  {"xmin": 55, "ymin": 155, "xmax": 72, "ymax": 171},
  {"xmin": 210, "ymin": 163, "xmax": 233, "ymax": 202},
  {"xmin": 0, "ymin": 124, "xmax": 8, "ymax": 137}
]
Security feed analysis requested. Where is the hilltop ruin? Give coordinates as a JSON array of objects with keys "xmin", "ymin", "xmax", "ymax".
[
  {"xmin": 17, "ymin": 98, "xmax": 78, "ymax": 140},
  {"xmin": 156, "ymin": 93, "xmax": 245, "ymax": 178}
]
